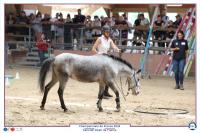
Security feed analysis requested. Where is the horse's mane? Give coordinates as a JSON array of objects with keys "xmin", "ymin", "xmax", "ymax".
[{"xmin": 102, "ymin": 54, "xmax": 133, "ymax": 69}]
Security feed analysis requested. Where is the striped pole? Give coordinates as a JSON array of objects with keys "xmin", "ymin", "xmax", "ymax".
[{"xmin": 140, "ymin": 6, "xmax": 159, "ymax": 76}]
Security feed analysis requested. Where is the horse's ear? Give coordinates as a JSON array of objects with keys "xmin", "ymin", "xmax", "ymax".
[{"xmin": 136, "ymin": 69, "xmax": 141, "ymax": 74}]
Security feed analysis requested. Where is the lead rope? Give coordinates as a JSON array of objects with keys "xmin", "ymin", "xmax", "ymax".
[{"xmin": 113, "ymin": 77, "xmax": 126, "ymax": 101}]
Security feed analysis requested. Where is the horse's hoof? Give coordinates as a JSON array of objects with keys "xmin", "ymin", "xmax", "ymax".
[
  {"xmin": 40, "ymin": 106, "xmax": 45, "ymax": 110},
  {"xmin": 98, "ymin": 107, "xmax": 103, "ymax": 112},
  {"xmin": 64, "ymin": 108, "xmax": 68, "ymax": 112},
  {"xmin": 115, "ymin": 108, "xmax": 120, "ymax": 112}
]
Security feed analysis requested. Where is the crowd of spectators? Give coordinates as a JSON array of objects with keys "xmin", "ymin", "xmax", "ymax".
[{"xmin": 5, "ymin": 9, "xmax": 182, "ymax": 50}]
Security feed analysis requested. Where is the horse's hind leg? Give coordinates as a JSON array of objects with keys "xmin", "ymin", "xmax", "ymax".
[
  {"xmin": 97, "ymin": 84, "xmax": 105, "ymax": 112},
  {"xmin": 57, "ymin": 73, "xmax": 69, "ymax": 112},
  {"xmin": 107, "ymin": 81, "xmax": 120, "ymax": 112},
  {"xmin": 40, "ymin": 77, "xmax": 58, "ymax": 110}
]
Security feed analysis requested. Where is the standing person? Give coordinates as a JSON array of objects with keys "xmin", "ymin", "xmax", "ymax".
[
  {"xmin": 115, "ymin": 16, "xmax": 128, "ymax": 45},
  {"xmin": 56, "ymin": 13, "xmax": 65, "ymax": 43},
  {"xmin": 171, "ymin": 31, "xmax": 188, "ymax": 90},
  {"xmin": 92, "ymin": 15, "xmax": 101, "ymax": 37},
  {"xmin": 36, "ymin": 33, "xmax": 49, "ymax": 66},
  {"xmin": 153, "ymin": 15, "xmax": 165, "ymax": 53},
  {"xmin": 139, "ymin": 13, "xmax": 149, "ymax": 40},
  {"xmin": 73, "ymin": 9, "xmax": 86, "ymax": 46},
  {"xmin": 92, "ymin": 26, "xmax": 120, "ymax": 98},
  {"xmin": 173, "ymin": 14, "xmax": 182, "ymax": 28}
]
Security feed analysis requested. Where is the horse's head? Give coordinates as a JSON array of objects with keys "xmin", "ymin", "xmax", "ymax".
[{"xmin": 127, "ymin": 69, "xmax": 141, "ymax": 96}]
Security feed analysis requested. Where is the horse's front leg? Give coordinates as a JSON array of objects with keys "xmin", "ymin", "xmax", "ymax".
[
  {"xmin": 107, "ymin": 81, "xmax": 120, "ymax": 112},
  {"xmin": 97, "ymin": 84, "xmax": 105, "ymax": 112}
]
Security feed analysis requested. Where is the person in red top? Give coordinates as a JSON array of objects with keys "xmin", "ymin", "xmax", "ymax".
[{"xmin": 36, "ymin": 33, "xmax": 49, "ymax": 65}]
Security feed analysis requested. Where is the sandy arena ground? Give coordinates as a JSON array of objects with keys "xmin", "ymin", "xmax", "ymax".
[{"xmin": 5, "ymin": 67, "xmax": 196, "ymax": 126}]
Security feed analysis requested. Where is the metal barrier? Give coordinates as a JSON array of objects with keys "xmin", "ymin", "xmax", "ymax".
[{"xmin": 5, "ymin": 23, "xmax": 176, "ymax": 53}]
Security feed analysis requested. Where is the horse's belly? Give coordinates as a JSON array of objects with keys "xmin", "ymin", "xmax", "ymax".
[{"xmin": 70, "ymin": 71, "xmax": 99, "ymax": 83}]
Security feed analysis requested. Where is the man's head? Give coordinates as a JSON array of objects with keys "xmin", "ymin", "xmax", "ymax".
[
  {"xmin": 176, "ymin": 14, "xmax": 181, "ymax": 20},
  {"xmin": 78, "ymin": 9, "xmax": 81, "ymax": 15},
  {"xmin": 139, "ymin": 13, "xmax": 145, "ymax": 20}
]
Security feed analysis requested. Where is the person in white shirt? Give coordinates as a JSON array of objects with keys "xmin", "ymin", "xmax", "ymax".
[{"xmin": 92, "ymin": 25, "xmax": 120, "ymax": 98}]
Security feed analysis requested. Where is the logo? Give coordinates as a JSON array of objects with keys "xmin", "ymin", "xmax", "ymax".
[
  {"xmin": 181, "ymin": 42, "xmax": 186, "ymax": 45},
  {"xmin": 188, "ymin": 121, "xmax": 197, "ymax": 130},
  {"xmin": 3, "ymin": 127, "xmax": 23, "ymax": 132}
]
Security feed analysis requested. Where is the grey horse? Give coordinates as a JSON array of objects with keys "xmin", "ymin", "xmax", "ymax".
[{"xmin": 39, "ymin": 53, "xmax": 141, "ymax": 112}]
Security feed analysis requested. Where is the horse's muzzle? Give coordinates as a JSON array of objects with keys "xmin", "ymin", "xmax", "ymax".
[{"xmin": 132, "ymin": 86, "xmax": 140, "ymax": 96}]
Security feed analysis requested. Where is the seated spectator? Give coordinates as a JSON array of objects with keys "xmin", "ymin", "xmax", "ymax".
[
  {"xmin": 92, "ymin": 15, "xmax": 101, "ymax": 37},
  {"xmin": 153, "ymin": 15, "xmax": 165, "ymax": 51},
  {"xmin": 173, "ymin": 14, "xmax": 182, "ymax": 28}
]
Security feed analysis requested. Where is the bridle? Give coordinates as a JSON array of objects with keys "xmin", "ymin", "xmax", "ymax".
[{"xmin": 126, "ymin": 71, "xmax": 140, "ymax": 96}]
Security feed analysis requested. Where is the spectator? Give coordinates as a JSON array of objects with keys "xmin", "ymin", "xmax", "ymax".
[
  {"xmin": 73, "ymin": 9, "xmax": 86, "ymax": 24},
  {"xmin": 161, "ymin": 7, "xmax": 169, "ymax": 27},
  {"xmin": 73, "ymin": 9, "xmax": 86, "ymax": 46},
  {"xmin": 109, "ymin": 17, "xmax": 119, "ymax": 38},
  {"xmin": 16, "ymin": 11, "xmax": 29, "ymax": 35},
  {"xmin": 115, "ymin": 16, "xmax": 128, "ymax": 45},
  {"xmin": 139, "ymin": 13, "xmax": 149, "ymax": 40},
  {"xmin": 6, "ymin": 13, "xmax": 16, "ymax": 34},
  {"xmin": 166, "ymin": 25, "xmax": 175, "ymax": 47},
  {"xmin": 124, "ymin": 17, "xmax": 132, "ymax": 33},
  {"xmin": 31, "ymin": 12, "xmax": 42, "ymax": 40},
  {"xmin": 100, "ymin": 16, "xmax": 106, "ymax": 26},
  {"xmin": 41, "ymin": 13, "xmax": 51, "ymax": 41},
  {"xmin": 173, "ymin": 14, "xmax": 182, "ymax": 28},
  {"xmin": 153, "ymin": 15, "xmax": 165, "ymax": 53},
  {"xmin": 16, "ymin": 11, "xmax": 28, "ymax": 24},
  {"xmin": 50, "ymin": 13, "xmax": 59, "ymax": 43},
  {"xmin": 64, "ymin": 14, "xmax": 73, "ymax": 44},
  {"xmin": 92, "ymin": 15, "xmax": 101, "ymax": 37},
  {"xmin": 56, "ymin": 13, "xmax": 65, "ymax": 43},
  {"xmin": 133, "ymin": 14, "xmax": 143, "ymax": 46},
  {"xmin": 84, "ymin": 15, "xmax": 93, "ymax": 44},
  {"xmin": 6, "ymin": 12, "xmax": 16, "ymax": 24},
  {"xmin": 65, "ymin": 14, "xmax": 72, "ymax": 23}
]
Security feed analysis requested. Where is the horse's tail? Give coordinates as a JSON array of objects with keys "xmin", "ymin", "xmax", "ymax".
[{"xmin": 39, "ymin": 57, "xmax": 55, "ymax": 93}]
